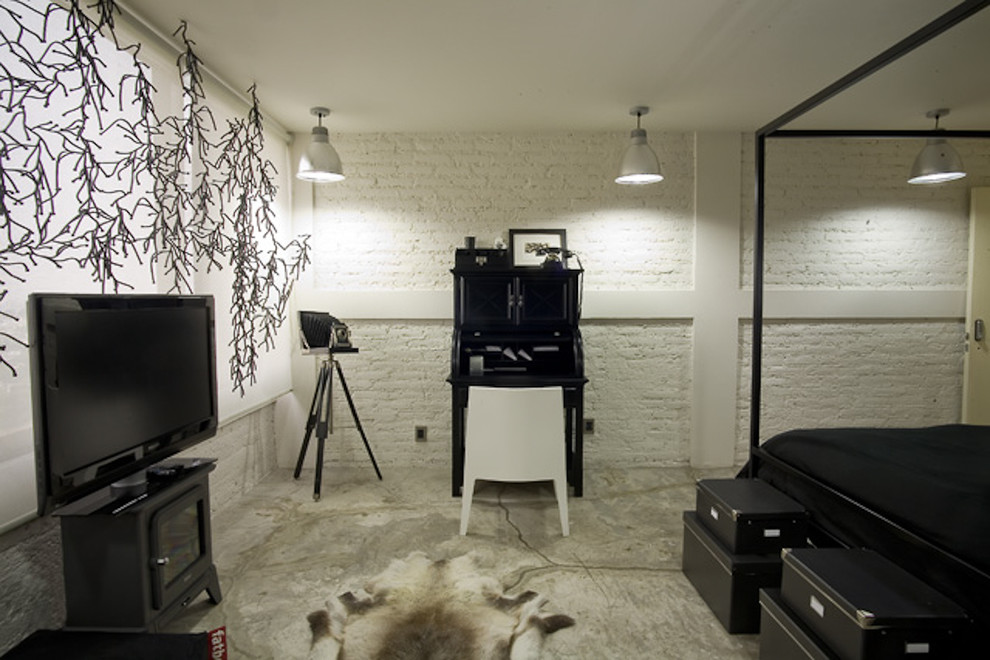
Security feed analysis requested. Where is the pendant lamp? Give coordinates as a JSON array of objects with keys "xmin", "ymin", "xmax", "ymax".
[
  {"xmin": 297, "ymin": 107, "xmax": 344, "ymax": 183},
  {"xmin": 908, "ymin": 109, "xmax": 966, "ymax": 185},
  {"xmin": 615, "ymin": 106, "xmax": 664, "ymax": 185}
]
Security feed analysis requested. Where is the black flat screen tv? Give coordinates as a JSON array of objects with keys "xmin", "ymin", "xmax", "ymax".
[{"xmin": 28, "ymin": 293, "xmax": 218, "ymax": 515}]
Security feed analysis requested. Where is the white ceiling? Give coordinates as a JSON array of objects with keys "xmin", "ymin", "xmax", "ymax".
[{"xmin": 117, "ymin": 0, "xmax": 990, "ymax": 135}]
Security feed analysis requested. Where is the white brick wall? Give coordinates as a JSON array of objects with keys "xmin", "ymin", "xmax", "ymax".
[
  {"xmin": 308, "ymin": 322, "xmax": 453, "ymax": 469},
  {"xmin": 297, "ymin": 131, "xmax": 699, "ymax": 473},
  {"xmin": 736, "ymin": 319, "xmax": 965, "ymax": 463},
  {"xmin": 298, "ymin": 319, "xmax": 697, "ymax": 473},
  {"xmin": 741, "ymin": 137, "xmax": 987, "ymax": 289},
  {"xmin": 582, "ymin": 321, "xmax": 694, "ymax": 467},
  {"xmin": 295, "ymin": 131, "xmax": 977, "ymax": 474},
  {"xmin": 311, "ymin": 132, "xmax": 696, "ymax": 292},
  {"xmin": 728, "ymin": 136, "xmax": 986, "ymax": 464}
]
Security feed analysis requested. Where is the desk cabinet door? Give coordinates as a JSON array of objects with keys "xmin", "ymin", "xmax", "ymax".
[
  {"xmin": 461, "ymin": 275, "xmax": 514, "ymax": 326},
  {"xmin": 457, "ymin": 272, "xmax": 576, "ymax": 328},
  {"xmin": 518, "ymin": 276, "xmax": 572, "ymax": 325}
]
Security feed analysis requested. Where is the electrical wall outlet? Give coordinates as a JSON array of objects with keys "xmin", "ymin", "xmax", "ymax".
[
  {"xmin": 415, "ymin": 426, "xmax": 428, "ymax": 442},
  {"xmin": 584, "ymin": 418, "xmax": 595, "ymax": 435}
]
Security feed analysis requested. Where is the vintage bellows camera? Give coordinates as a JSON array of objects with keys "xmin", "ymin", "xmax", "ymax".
[{"xmin": 299, "ymin": 311, "xmax": 351, "ymax": 351}]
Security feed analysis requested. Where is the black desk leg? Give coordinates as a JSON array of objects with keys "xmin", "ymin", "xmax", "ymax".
[
  {"xmin": 334, "ymin": 360, "xmax": 383, "ymax": 481},
  {"xmin": 564, "ymin": 403, "xmax": 574, "ymax": 488},
  {"xmin": 451, "ymin": 387, "xmax": 464, "ymax": 497},
  {"xmin": 574, "ymin": 391, "xmax": 584, "ymax": 497}
]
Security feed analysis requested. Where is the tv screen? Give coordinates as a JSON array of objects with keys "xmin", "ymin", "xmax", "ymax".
[{"xmin": 29, "ymin": 294, "xmax": 218, "ymax": 515}]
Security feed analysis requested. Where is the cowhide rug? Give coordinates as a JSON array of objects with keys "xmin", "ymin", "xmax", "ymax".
[{"xmin": 306, "ymin": 551, "xmax": 575, "ymax": 660}]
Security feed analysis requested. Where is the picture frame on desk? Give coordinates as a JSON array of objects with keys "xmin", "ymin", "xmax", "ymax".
[{"xmin": 509, "ymin": 228, "xmax": 567, "ymax": 268}]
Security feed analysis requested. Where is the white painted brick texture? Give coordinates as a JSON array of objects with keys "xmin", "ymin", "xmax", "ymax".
[
  {"xmin": 303, "ymin": 132, "xmax": 698, "ymax": 470},
  {"xmin": 582, "ymin": 321, "xmax": 694, "ymax": 467},
  {"xmin": 731, "ymin": 136, "xmax": 984, "ymax": 460},
  {"xmin": 311, "ymin": 132, "xmax": 696, "ymax": 292},
  {"xmin": 300, "ymin": 131, "xmax": 976, "ymax": 472},
  {"xmin": 741, "ymin": 138, "xmax": 988, "ymax": 289},
  {"xmin": 736, "ymin": 320, "xmax": 965, "ymax": 463},
  {"xmin": 310, "ymin": 322, "xmax": 454, "ymax": 469},
  {"xmin": 295, "ymin": 320, "xmax": 695, "ymax": 471}
]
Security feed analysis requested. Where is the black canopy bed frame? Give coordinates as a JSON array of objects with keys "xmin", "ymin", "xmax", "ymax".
[{"xmin": 744, "ymin": 0, "xmax": 990, "ymax": 636}]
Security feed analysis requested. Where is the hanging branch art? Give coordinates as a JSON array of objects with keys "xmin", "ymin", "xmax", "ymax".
[
  {"xmin": 0, "ymin": 0, "xmax": 310, "ymax": 392},
  {"xmin": 1, "ymin": 0, "xmax": 152, "ymax": 375},
  {"xmin": 143, "ymin": 20, "xmax": 222, "ymax": 294},
  {"xmin": 216, "ymin": 85, "xmax": 311, "ymax": 393}
]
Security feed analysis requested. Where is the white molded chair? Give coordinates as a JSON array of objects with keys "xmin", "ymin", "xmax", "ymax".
[{"xmin": 459, "ymin": 386, "xmax": 569, "ymax": 536}]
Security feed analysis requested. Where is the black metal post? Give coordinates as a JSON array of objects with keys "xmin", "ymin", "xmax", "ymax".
[{"xmin": 749, "ymin": 133, "xmax": 766, "ymax": 477}]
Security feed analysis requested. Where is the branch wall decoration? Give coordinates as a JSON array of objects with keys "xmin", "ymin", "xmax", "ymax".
[
  {"xmin": 0, "ymin": 0, "xmax": 310, "ymax": 392},
  {"xmin": 216, "ymin": 84, "xmax": 311, "ymax": 393},
  {"xmin": 144, "ymin": 20, "xmax": 222, "ymax": 295}
]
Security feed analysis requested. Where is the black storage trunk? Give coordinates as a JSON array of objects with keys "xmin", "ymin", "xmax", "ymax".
[
  {"xmin": 780, "ymin": 548, "xmax": 969, "ymax": 660},
  {"xmin": 696, "ymin": 478, "xmax": 808, "ymax": 555},
  {"xmin": 682, "ymin": 511, "xmax": 782, "ymax": 634},
  {"xmin": 759, "ymin": 588, "xmax": 838, "ymax": 660}
]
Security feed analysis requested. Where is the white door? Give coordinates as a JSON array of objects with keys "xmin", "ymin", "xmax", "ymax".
[{"xmin": 963, "ymin": 187, "xmax": 990, "ymax": 424}]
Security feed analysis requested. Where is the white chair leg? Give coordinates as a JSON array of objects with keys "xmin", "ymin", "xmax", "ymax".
[
  {"xmin": 459, "ymin": 478, "xmax": 475, "ymax": 535},
  {"xmin": 553, "ymin": 477, "xmax": 569, "ymax": 536}
]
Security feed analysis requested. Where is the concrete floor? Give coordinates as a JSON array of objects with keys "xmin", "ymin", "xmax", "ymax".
[{"xmin": 164, "ymin": 464, "xmax": 761, "ymax": 659}]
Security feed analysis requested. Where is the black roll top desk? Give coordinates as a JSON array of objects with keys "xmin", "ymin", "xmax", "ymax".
[{"xmin": 448, "ymin": 250, "xmax": 587, "ymax": 497}]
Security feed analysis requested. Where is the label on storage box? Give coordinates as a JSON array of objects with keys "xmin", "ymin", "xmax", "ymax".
[{"xmin": 809, "ymin": 594, "xmax": 825, "ymax": 618}]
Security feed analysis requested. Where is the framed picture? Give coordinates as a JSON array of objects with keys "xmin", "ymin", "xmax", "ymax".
[{"xmin": 509, "ymin": 229, "xmax": 567, "ymax": 268}]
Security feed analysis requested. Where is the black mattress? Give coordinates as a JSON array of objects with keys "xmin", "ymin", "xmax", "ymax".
[{"xmin": 751, "ymin": 424, "xmax": 990, "ymax": 628}]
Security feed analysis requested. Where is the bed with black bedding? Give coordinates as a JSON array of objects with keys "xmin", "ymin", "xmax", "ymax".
[{"xmin": 749, "ymin": 424, "xmax": 990, "ymax": 631}]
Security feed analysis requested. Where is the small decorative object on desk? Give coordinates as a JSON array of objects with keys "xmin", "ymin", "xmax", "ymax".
[
  {"xmin": 536, "ymin": 246, "xmax": 565, "ymax": 270},
  {"xmin": 454, "ymin": 247, "xmax": 508, "ymax": 268}
]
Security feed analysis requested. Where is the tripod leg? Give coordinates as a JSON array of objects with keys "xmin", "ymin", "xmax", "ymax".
[
  {"xmin": 334, "ymin": 360, "xmax": 383, "ymax": 480},
  {"xmin": 313, "ymin": 360, "xmax": 334, "ymax": 500},
  {"xmin": 294, "ymin": 361, "xmax": 329, "ymax": 479}
]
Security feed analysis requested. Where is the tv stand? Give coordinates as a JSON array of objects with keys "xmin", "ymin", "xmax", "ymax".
[{"xmin": 55, "ymin": 460, "xmax": 221, "ymax": 631}]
